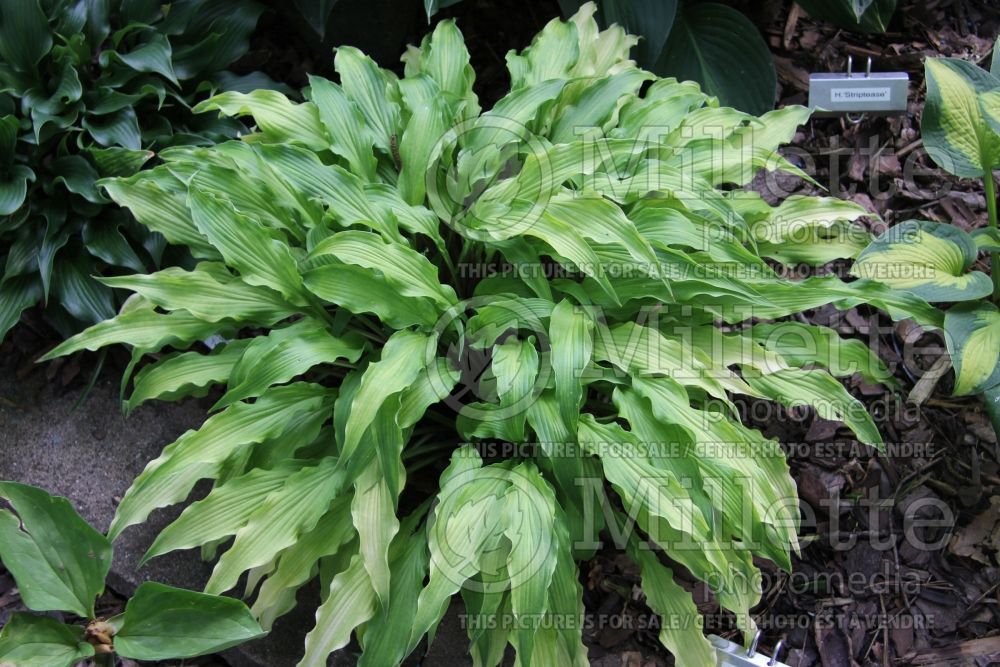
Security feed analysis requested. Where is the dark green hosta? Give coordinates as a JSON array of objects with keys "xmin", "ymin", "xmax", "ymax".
[
  {"xmin": 0, "ymin": 481, "xmax": 263, "ymax": 666},
  {"xmin": 0, "ymin": 0, "xmax": 266, "ymax": 339},
  {"xmin": 46, "ymin": 6, "xmax": 939, "ymax": 666}
]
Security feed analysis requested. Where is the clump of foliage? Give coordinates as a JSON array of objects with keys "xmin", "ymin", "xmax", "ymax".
[
  {"xmin": 0, "ymin": 0, "xmax": 266, "ymax": 339},
  {"xmin": 0, "ymin": 481, "xmax": 263, "ymax": 666},
  {"xmin": 45, "ymin": 5, "xmax": 939, "ymax": 665},
  {"xmin": 852, "ymin": 41, "xmax": 1000, "ymax": 434}
]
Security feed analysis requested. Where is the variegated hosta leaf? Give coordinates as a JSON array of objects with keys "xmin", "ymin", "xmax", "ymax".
[
  {"xmin": 851, "ymin": 220, "xmax": 994, "ymax": 302},
  {"xmin": 944, "ymin": 303, "xmax": 1000, "ymax": 396},
  {"xmin": 922, "ymin": 56, "xmax": 1000, "ymax": 177}
]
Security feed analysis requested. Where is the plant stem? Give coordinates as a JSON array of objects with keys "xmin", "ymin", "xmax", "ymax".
[
  {"xmin": 986, "ymin": 170, "xmax": 1000, "ymax": 302},
  {"xmin": 94, "ymin": 652, "xmax": 115, "ymax": 667}
]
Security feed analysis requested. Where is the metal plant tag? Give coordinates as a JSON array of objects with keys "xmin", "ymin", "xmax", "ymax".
[{"xmin": 809, "ymin": 56, "xmax": 909, "ymax": 115}]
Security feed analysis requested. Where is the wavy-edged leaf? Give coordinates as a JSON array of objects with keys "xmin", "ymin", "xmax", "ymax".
[
  {"xmin": 206, "ymin": 458, "xmax": 346, "ymax": 594},
  {"xmin": 109, "ymin": 383, "xmax": 331, "ymax": 539},
  {"xmin": 851, "ymin": 220, "xmax": 993, "ymax": 302},
  {"xmin": 194, "ymin": 90, "xmax": 328, "ymax": 149},
  {"xmin": 307, "ymin": 75, "xmax": 378, "ymax": 181},
  {"xmin": 299, "ymin": 551, "xmax": 378, "ymax": 667}
]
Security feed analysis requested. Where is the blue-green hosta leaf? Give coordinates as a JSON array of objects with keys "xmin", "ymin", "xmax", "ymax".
[
  {"xmin": 627, "ymin": 542, "xmax": 715, "ymax": 667},
  {"xmin": 334, "ymin": 46, "xmax": 402, "ymax": 154},
  {"xmin": 109, "ymin": 383, "xmax": 332, "ymax": 539},
  {"xmin": 923, "ymin": 57, "xmax": 1000, "ymax": 177},
  {"xmin": 253, "ymin": 497, "xmax": 356, "ymax": 630},
  {"xmin": 944, "ymin": 303, "xmax": 1000, "ymax": 396},
  {"xmin": 851, "ymin": 220, "xmax": 993, "ymax": 302},
  {"xmin": 0, "ymin": 164, "xmax": 34, "ymax": 215},
  {"xmin": 655, "ymin": 3, "xmax": 776, "ymax": 115},
  {"xmin": 746, "ymin": 368, "xmax": 883, "ymax": 447},
  {"xmin": 194, "ymin": 90, "xmax": 328, "ymax": 149},
  {"xmin": 101, "ymin": 32, "xmax": 178, "ymax": 84},
  {"xmin": 0, "ymin": 0, "xmax": 52, "ymax": 71},
  {"xmin": 0, "ymin": 114, "xmax": 18, "ymax": 165},
  {"xmin": 190, "ymin": 187, "xmax": 307, "ymax": 306},
  {"xmin": 82, "ymin": 107, "xmax": 142, "ymax": 150},
  {"xmin": 114, "ymin": 583, "xmax": 264, "ymax": 660},
  {"xmin": 51, "ymin": 253, "xmax": 116, "ymax": 325},
  {"xmin": 307, "ymin": 75, "xmax": 378, "ymax": 181},
  {"xmin": 207, "ymin": 457, "xmax": 347, "ymax": 594},
  {"xmin": 0, "ymin": 614, "xmax": 93, "ymax": 667},
  {"xmin": 0, "ymin": 275, "xmax": 41, "ymax": 341},
  {"xmin": 40, "ymin": 307, "xmax": 222, "ymax": 360},
  {"xmin": 310, "ymin": 231, "xmax": 457, "ymax": 307},
  {"xmin": 0, "ymin": 482, "xmax": 112, "ymax": 617},
  {"xmin": 299, "ymin": 550, "xmax": 378, "ymax": 667},
  {"xmin": 101, "ymin": 263, "xmax": 298, "ymax": 324},
  {"xmin": 82, "ymin": 220, "xmax": 146, "ymax": 272},
  {"xmin": 750, "ymin": 321, "xmax": 898, "ymax": 388}
]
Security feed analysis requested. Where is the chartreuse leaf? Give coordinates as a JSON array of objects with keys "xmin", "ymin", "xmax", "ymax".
[
  {"xmin": 944, "ymin": 303, "xmax": 1000, "ymax": 396},
  {"xmin": 851, "ymin": 220, "xmax": 993, "ymax": 302},
  {"xmin": 40, "ymin": 307, "xmax": 221, "ymax": 360},
  {"xmin": 215, "ymin": 320, "xmax": 365, "ymax": 408},
  {"xmin": 334, "ymin": 46, "xmax": 401, "ymax": 154},
  {"xmin": 0, "ymin": 482, "xmax": 111, "ymax": 617},
  {"xmin": 145, "ymin": 464, "xmax": 302, "ymax": 562},
  {"xmin": 100, "ymin": 263, "xmax": 298, "ymax": 324},
  {"xmin": 310, "ymin": 231, "xmax": 457, "ymax": 307},
  {"xmin": 206, "ymin": 458, "xmax": 346, "ymax": 594},
  {"xmin": 194, "ymin": 90, "xmax": 328, "ymax": 149},
  {"xmin": 0, "ymin": 614, "xmax": 93, "ymax": 667},
  {"xmin": 114, "ymin": 582, "xmax": 264, "ymax": 660},
  {"xmin": 307, "ymin": 75, "xmax": 378, "ymax": 181},
  {"xmin": 341, "ymin": 329, "xmax": 434, "ymax": 462},
  {"xmin": 750, "ymin": 321, "xmax": 898, "ymax": 388},
  {"xmin": 746, "ymin": 369, "xmax": 883, "ymax": 447},
  {"xmin": 190, "ymin": 188, "xmax": 308, "ymax": 306},
  {"xmin": 549, "ymin": 300, "xmax": 594, "ymax": 428},
  {"xmin": 109, "ymin": 383, "xmax": 331, "ymax": 539},
  {"xmin": 299, "ymin": 550, "xmax": 378, "ymax": 667},
  {"xmin": 627, "ymin": 540, "xmax": 715, "ymax": 667},
  {"xmin": 923, "ymin": 57, "xmax": 1000, "ymax": 177},
  {"xmin": 253, "ymin": 497, "xmax": 356, "ymax": 630}
]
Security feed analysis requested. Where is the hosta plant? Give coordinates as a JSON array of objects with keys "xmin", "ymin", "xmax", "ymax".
[
  {"xmin": 45, "ymin": 5, "xmax": 940, "ymax": 665},
  {"xmin": 0, "ymin": 0, "xmax": 267, "ymax": 340},
  {"xmin": 854, "ymin": 43, "xmax": 1000, "ymax": 434},
  {"xmin": 0, "ymin": 481, "xmax": 262, "ymax": 666}
]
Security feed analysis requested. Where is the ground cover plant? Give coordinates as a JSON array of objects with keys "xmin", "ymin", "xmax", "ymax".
[
  {"xmin": 42, "ymin": 4, "xmax": 948, "ymax": 666},
  {"xmin": 0, "ymin": 481, "xmax": 262, "ymax": 666},
  {"xmin": 0, "ymin": 0, "xmax": 265, "ymax": 341}
]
